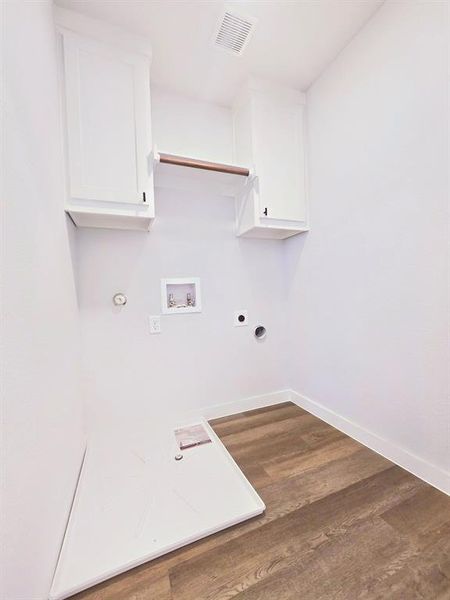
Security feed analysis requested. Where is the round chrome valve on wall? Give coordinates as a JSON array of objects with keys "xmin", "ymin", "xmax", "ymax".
[{"xmin": 113, "ymin": 293, "xmax": 127, "ymax": 306}]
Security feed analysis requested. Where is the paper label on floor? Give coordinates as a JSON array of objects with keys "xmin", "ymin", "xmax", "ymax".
[{"xmin": 175, "ymin": 424, "xmax": 212, "ymax": 450}]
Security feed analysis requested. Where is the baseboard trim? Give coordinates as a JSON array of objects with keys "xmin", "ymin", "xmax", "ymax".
[
  {"xmin": 193, "ymin": 387, "xmax": 449, "ymax": 495},
  {"xmin": 289, "ymin": 390, "xmax": 450, "ymax": 496},
  {"xmin": 198, "ymin": 389, "xmax": 292, "ymax": 422}
]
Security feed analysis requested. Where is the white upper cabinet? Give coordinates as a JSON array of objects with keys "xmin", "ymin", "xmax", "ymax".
[
  {"xmin": 63, "ymin": 33, "xmax": 151, "ymax": 205},
  {"xmin": 57, "ymin": 10, "xmax": 154, "ymax": 231},
  {"xmin": 233, "ymin": 80, "xmax": 308, "ymax": 239}
]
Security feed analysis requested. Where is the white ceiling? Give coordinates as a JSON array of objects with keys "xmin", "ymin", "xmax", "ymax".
[{"xmin": 55, "ymin": 0, "xmax": 383, "ymax": 106}]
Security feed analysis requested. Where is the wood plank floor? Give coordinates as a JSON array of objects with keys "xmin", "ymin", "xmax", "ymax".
[{"xmin": 71, "ymin": 402, "xmax": 450, "ymax": 600}]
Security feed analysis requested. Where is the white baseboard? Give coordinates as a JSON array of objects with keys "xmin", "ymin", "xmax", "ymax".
[
  {"xmin": 192, "ymin": 387, "xmax": 449, "ymax": 496},
  {"xmin": 198, "ymin": 389, "xmax": 292, "ymax": 422},
  {"xmin": 290, "ymin": 390, "xmax": 450, "ymax": 496}
]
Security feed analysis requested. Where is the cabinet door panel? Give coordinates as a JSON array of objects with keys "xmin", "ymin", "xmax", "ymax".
[
  {"xmin": 254, "ymin": 100, "xmax": 306, "ymax": 222},
  {"xmin": 63, "ymin": 33, "xmax": 151, "ymax": 204}
]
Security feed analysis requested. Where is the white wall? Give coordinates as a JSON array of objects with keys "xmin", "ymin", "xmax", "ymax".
[
  {"xmin": 151, "ymin": 87, "xmax": 233, "ymax": 164},
  {"xmin": 2, "ymin": 4, "xmax": 447, "ymax": 599},
  {"xmin": 1, "ymin": 2, "xmax": 85, "ymax": 598},
  {"xmin": 76, "ymin": 90, "xmax": 288, "ymax": 433},
  {"xmin": 286, "ymin": 0, "xmax": 449, "ymax": 491}
]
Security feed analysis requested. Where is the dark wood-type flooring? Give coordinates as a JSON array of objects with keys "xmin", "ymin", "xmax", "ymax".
[{"xmin": 71, "ymin": 402, "xmax": 450, "ymax": 599}]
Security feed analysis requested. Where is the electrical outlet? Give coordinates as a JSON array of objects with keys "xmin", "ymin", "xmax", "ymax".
[
  {"xmin": 149, "ymin": 315, "xmax": 161, "ymax": 334},
  {"xmin": 234, "ymin": 310, "xmax": 248, "ymax": 327}
]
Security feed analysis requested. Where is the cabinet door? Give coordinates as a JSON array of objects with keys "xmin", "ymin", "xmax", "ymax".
[
  {"xmin": 62, "ymin": 32, "xmax": 152, "ymax": 205},
  {"xmin": 253, "ymin": 99, "xmax": 306, "ymax": 222}
]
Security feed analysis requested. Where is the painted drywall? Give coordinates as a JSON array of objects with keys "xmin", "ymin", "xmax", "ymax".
[
  {"xmin": 1, "ymin": 2, "xmax": 85, "ymax": 598},
  {"xmin": 151, "ymin": 87, "xmax": 233, "ymax": 164},
  {"xmin": 286, "ymin": 0, "xmax": 449, "ymax": 490},
  {"xmin": 75, "ymin": 90, "xmax": 288, "ymax": 433}
]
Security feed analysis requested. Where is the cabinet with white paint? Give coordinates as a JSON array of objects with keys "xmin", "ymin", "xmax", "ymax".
[
  {"xmin": 57, "ymin": 11, "xmax": 154, "ymax": 231},
  {"xmin": 233, "ymin": 80, "xmax": 308, "ymax": 239}
]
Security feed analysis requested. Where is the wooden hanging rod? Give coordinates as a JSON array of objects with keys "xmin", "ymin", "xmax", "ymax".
[{"xmin": 158, "ymin": 152, "xmax": 250, "ymax": 177}]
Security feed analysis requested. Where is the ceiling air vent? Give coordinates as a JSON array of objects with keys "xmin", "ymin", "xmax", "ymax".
[{"xmin": 213, "ymin": 10, "xmax": 257, "ymax": 56}]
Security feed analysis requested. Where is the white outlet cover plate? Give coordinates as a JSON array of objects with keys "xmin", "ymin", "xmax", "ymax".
[
  {"xmin": 149, "ymin": 315, "xmax": 161, "ymax": 334},
  {"xmin": 234, "ymin": 310, "xmax": 248, "ymax": 327}
]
